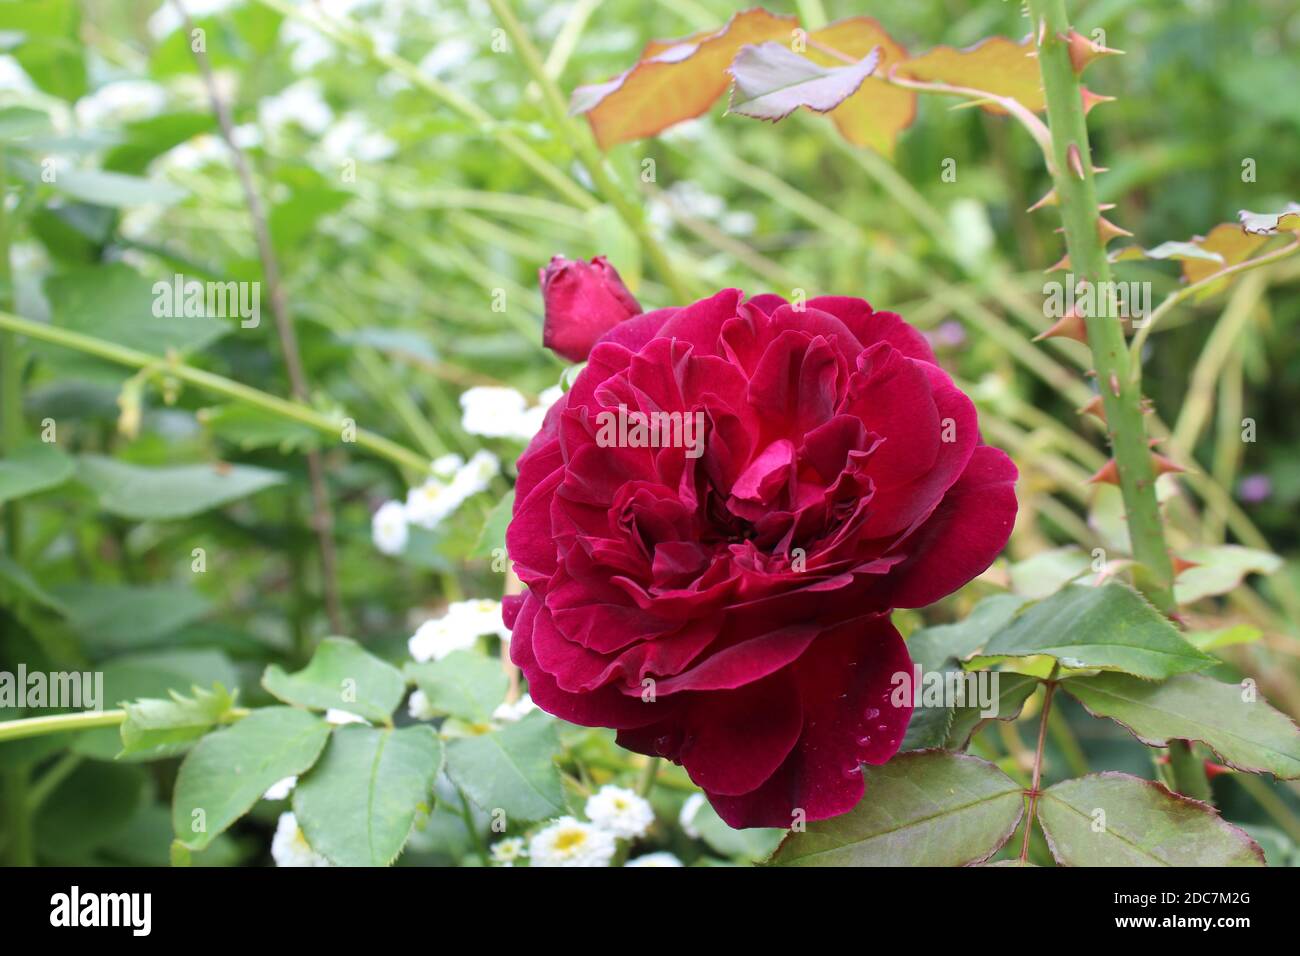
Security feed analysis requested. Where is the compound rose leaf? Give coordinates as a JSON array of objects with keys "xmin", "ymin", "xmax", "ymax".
[
  {"xmin": 1062, "ymin": 673, "xmax": 1300, "ymax": 779},
  {"xmin": 1182, "ymin": 223, "xmax": 1272, "ymax": 301},
  {"xmin": 808, "ymin": 16, "xmax": 916, "ymax": 156},
  {"xmin": 1037, "ymin": 773, "xmax": 1265, "ymax": 866},
  {"xmin": 897, "ymin": 36, "xmax": 1045, "ymax": 113},
  {"xmin": 571, "ymin": 7, "xmax": 795, "ymax": 150},
  {"xmin": 727, "ymin": 42, "xmax": 879, "ymax": 122},
  {"xmin": 770, "ymin": 751, "xmax": 1024, "ymax": 866}
]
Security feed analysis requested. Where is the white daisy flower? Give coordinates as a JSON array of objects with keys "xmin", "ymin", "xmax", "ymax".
[
  {"xmin": 404, "ymin": 478, "xmax": 457, "ymax": 530},
  {"xmin": 490, "ymin": 836, "xmax": 527, "ymax": 867},
  {"xmin": 408, "ymin": 599, "xmax": 508, "ymax": 662},
  {"xmin": 448, "ymin": 449, "xmax": 500, "ymax": 500},
  {"xmin": 625, "ymin": 851, "xmax": 684, "ymax": 867},
  {"xmin": 431, "ymin": 453, "xmax": 464, "ymax": 478},
  {"xmin": 679, "ymin": 793, "xmax": 706, "ymax": 839},
  {"xmin": 528, "ymin": 817, "xmax": 616, "ymax": 868},
  {"xmin": 460, "ymin": 386, "xmax": 529, "ymax": 439},
  {"xmin": 585, "ymin": 785, "xmax": 655, "ymax": 840},
  {"xmin": 407, "ymin": 689, "xmax": 438, "ymax": 721},
  {"xmin": 271, "ymin": 812, "xmax": 331, "ymax": 867},
  {"xmin": 492, "ymin": 694, "xmax": 536, "ymax": 724},
  {"xmin": 258, "ymin": 79, "xmax": 333, "ymax": 136},
  {"xmin": 262, "ymin": 776, "xmax": 297, "ymax": 801},
  {"xmin": 371, "ymin": 500, "xmax": 409, "ymax": 556}
]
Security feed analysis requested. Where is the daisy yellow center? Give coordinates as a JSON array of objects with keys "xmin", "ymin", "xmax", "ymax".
[{"xmin": 554, "ymin": 829, "xmax": 588, "ymax": 854}]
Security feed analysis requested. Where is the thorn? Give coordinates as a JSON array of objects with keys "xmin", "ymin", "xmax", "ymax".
[
  {"xmin": 1139, "ymin": 397, "xmax": 1155, "ymax": 414},
  {"xmin": 1098, "ymin": 216, "xmax": 1134, "ymax": 244},
  {"xmin": 1081, "ymin": 86, "xmax": 1116, "ymax": 114},
  {"xmin": 1092, "ymin": 164, "xmax": 1110, "ymax": 175},
  {"xmin": 1026, "ymin": 187, "xmax": 1058, "ymax": 213},
  {"xmin": 1152, "ymin": 452, "xmax": 1185, "ymax": 476},
  {"xmin": 1170, "ymin": 554, "xmax": 1200, "ymax": 576},
  {"xmin": 1087, "ymin": 458, "xmax": 1120, "ymax": 485},
  {"xmin": 1045, "ymin": 251, "xmax": 1072, "ymax": 273},
  {"xmin": 1067, "ymin": 143, "xmax": 1086, "ymax": 179},
  {"xmin": 1098, "ymin": 202, "xmax": 1116, "ymax": 212},
  {"xmin": 1078, "ymin": 394, "xmax": 1107, "ymax": 422},
  {"xmin": 1033, "ymin": 308, "xmax": 1088, "ymax": 344},
  {"xmin": 1061, "ymin": 29, "xmax": 1125, "ymax": 73},
  {"xmin": 1204, "ymin": 761, "xmax": 1233, "ymax": 780},
  {"xmin": 1108, "ymin": 372, "xmax": 1121, "ymax": 397},
  {"xmin": 1036, "ymin": 17, "xmax": 1048, "ymax": 46},
  {"xmin": 1084, "ymin": 368, "xmax": 1098, "ymax": 378}
]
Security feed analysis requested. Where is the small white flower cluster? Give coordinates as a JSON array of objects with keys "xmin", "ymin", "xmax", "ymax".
[
  {"xmin": 408, "ymin": 598, "xmax": 510, "ymax": 663},
  {"xmin": 270, "ymin": 812, "xmax": 331, "ymax": 868},
  {"xmin": 523, "ymin": 784, "xmax": 681, "ymax": 868},
  {"xmin": 371, "ymin": 450, "xmax": 500, "ymax": 556},
  {"xmin": 460, "ymin": 386, "xmax": 563, "ymax": 443}
]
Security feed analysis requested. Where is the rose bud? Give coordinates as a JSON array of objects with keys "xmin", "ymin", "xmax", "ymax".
[{"xmin": 539, "ymin": 255, "xmax": 643, "ymax": 362}]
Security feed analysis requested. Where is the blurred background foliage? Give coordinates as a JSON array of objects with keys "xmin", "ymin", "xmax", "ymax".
[{"xmin": 0, "ymin": 0, "xmax": 1298, "ymax": 865}]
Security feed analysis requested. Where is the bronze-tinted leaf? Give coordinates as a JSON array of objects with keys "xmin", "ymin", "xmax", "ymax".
[
  {"xmin": 571, "ymin": 7, "xmax": 795, "ymax": 149},
  {"xmin": 807, "ymin": 16, "xmax": 916, "ymax": 157},
  {"xmin": 1238, "ymin": 202, "xmax": 1300, "ymax": 235},
  {"xmin": 897, "ymin": 36, "xmax": 1045, "ymax": 114}
]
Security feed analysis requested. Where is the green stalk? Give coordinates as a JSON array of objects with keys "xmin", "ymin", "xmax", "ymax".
[
  {"xmin": 1166, "ymin": 740, "xmax": 1213, "ymax": 804},
  {"xmin": 1028, "ymin": 0, "xmax": 1176, "ymax": 613},
  {"xmin": 0, "ymin": 148, "xmax": 22, "ymax": 557},
  {"xmin": 484, "ymin": 0, "xmax": 697, "ymax": 303},
  {"xmin": 0, "ymin": 709, "xmax": 127, "ymax": 743},
  {"xmin": 0, "ymin": 312, "xmax": 430, "ymax": 476}
]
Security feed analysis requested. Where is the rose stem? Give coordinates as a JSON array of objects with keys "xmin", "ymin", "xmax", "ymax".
[{"xmin": 1028, "ymin": 0, "xmax": 1212, "ymax": 802}]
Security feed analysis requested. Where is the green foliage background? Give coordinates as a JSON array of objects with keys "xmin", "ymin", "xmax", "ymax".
[{"xmin": 0, "ymin": 0, "xmax": 1298, "ymax": 866}]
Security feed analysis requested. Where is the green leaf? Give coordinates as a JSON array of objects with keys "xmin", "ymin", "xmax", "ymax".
[
  {"xmin": 445, "ymin": 711, "xmax": 563, "ymax": 822},
  {"xmin": 405, "ymin": 651, "xmax": 507, "ymax": 723},
  {"xmin": 48, "ymin": 165, "xmax": 187, "ymax": 208},
  {"xmin": 293, "ymin": 724, "xmax": 443, "ymax": 867},
  {"xmin": 1036, "ymin": 773, "xmax": 1265, "ymax": 866},
  {"xmin": 728, "ymin": 43, "xmax": 880, "ymax": 122},
  {"xmin": 1185, "ymin": 623, "xmax": 1262, "ymax": 651},
  {"xmin": 76, "ymin": 455, "xmax": 286, "ymax": 521},
  {"xmin": 262, "ymin": 637, "xmax": 406, "ymax": 724},
  {"xmin": 198, "ymin": 404, "xmax": 320, "ymax": 453},
  {"xmin": 1062, "ymin": 672, "xmax": 1300, "ymax": 778},
  {"xmin": 976, "ymin": 582, "xmax": 1216, "ymax": 679},
  {"xmin": 119, "ymin": 684, "xmax": 240, "ymax": 761},
  {"xmin": 172, "ymin": 707, "xmax": 330, "ymax": 851},
  {"xmin": 0, "ymin": 441, "xmax": 74, "ymax": 503},
  {"xmin": 686, "ymin": 798, "xmax": 784, "ymax": 862},
  {"xmin": 1008, "ymin": 547, "xmax": 1091, "ymax": 599},
  {"xmin": 56, "ymin": 583, "xmax": 212, "ymax": 655},
  {"xmin": 770, "ymin": 751, "xmax": 1024, "ymax": 866},
  {"xmin": 906, "ymin": 593, "xmax": 1029, "ymax": 672},
  {"xmin": 45, "ymin": 263, "xmax": 226, "ymax": 356},
  {"xmin": 472, "ymin": 488, "xmax": 514, "ymax": 559},
  {"xmin": 35, "ymin": 762, "xmax": 145, "ymax": 862},
  {"xmin": 944, "ymin": 673, "xmax": 1040, "ymax": 751},
  {"xmin": 1173, "ymin": 545, "xmax": 1282, "ymax": 604}
]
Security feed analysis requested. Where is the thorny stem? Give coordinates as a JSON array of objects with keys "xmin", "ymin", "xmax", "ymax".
[
  {"xmin": 484, "ymin": 0, "xmax": 697, "ymax": 303},
  {"xmin": 1027, "ymin": 0, "xmax": 1176, "ymax": 614},
  {"xmin": 1020, "ymin": 674, "xmax": 1059, "ymax": 864},
  {"xmin": 176, "ymin": 0, "xmax": 346, "ymax": 636},
  {"xmin": 0, "ymin": 311, "xmax": 431, "ymax": 476}
]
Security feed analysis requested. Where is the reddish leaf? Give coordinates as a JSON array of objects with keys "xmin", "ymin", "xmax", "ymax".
[
  {"xmin": 1238, "ymin": 202, "xmax": 1300, "ymax": 235},
  {"xmin": 727, "ymin": 42, "xmax": 879, "ymax": 122},
  {"xmin": 571, "ymin": 7, "xmax": 795, "ymax": 149},
  {"xmin": 896, "ymin": 36, "xmax": 1045, "ymax": 113},
  {"xmin": 808, "ymin": 16, "xmax": 916, "ymax": 157}
]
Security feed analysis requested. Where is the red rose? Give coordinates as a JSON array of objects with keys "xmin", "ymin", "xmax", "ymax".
[
  {"xmin": 505, "ymin": 289, "xmax": 1017, "ymax": 828},
  {"xmin": 539, "ymin": 255, "xmax": 644, "ymax": 362}
]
